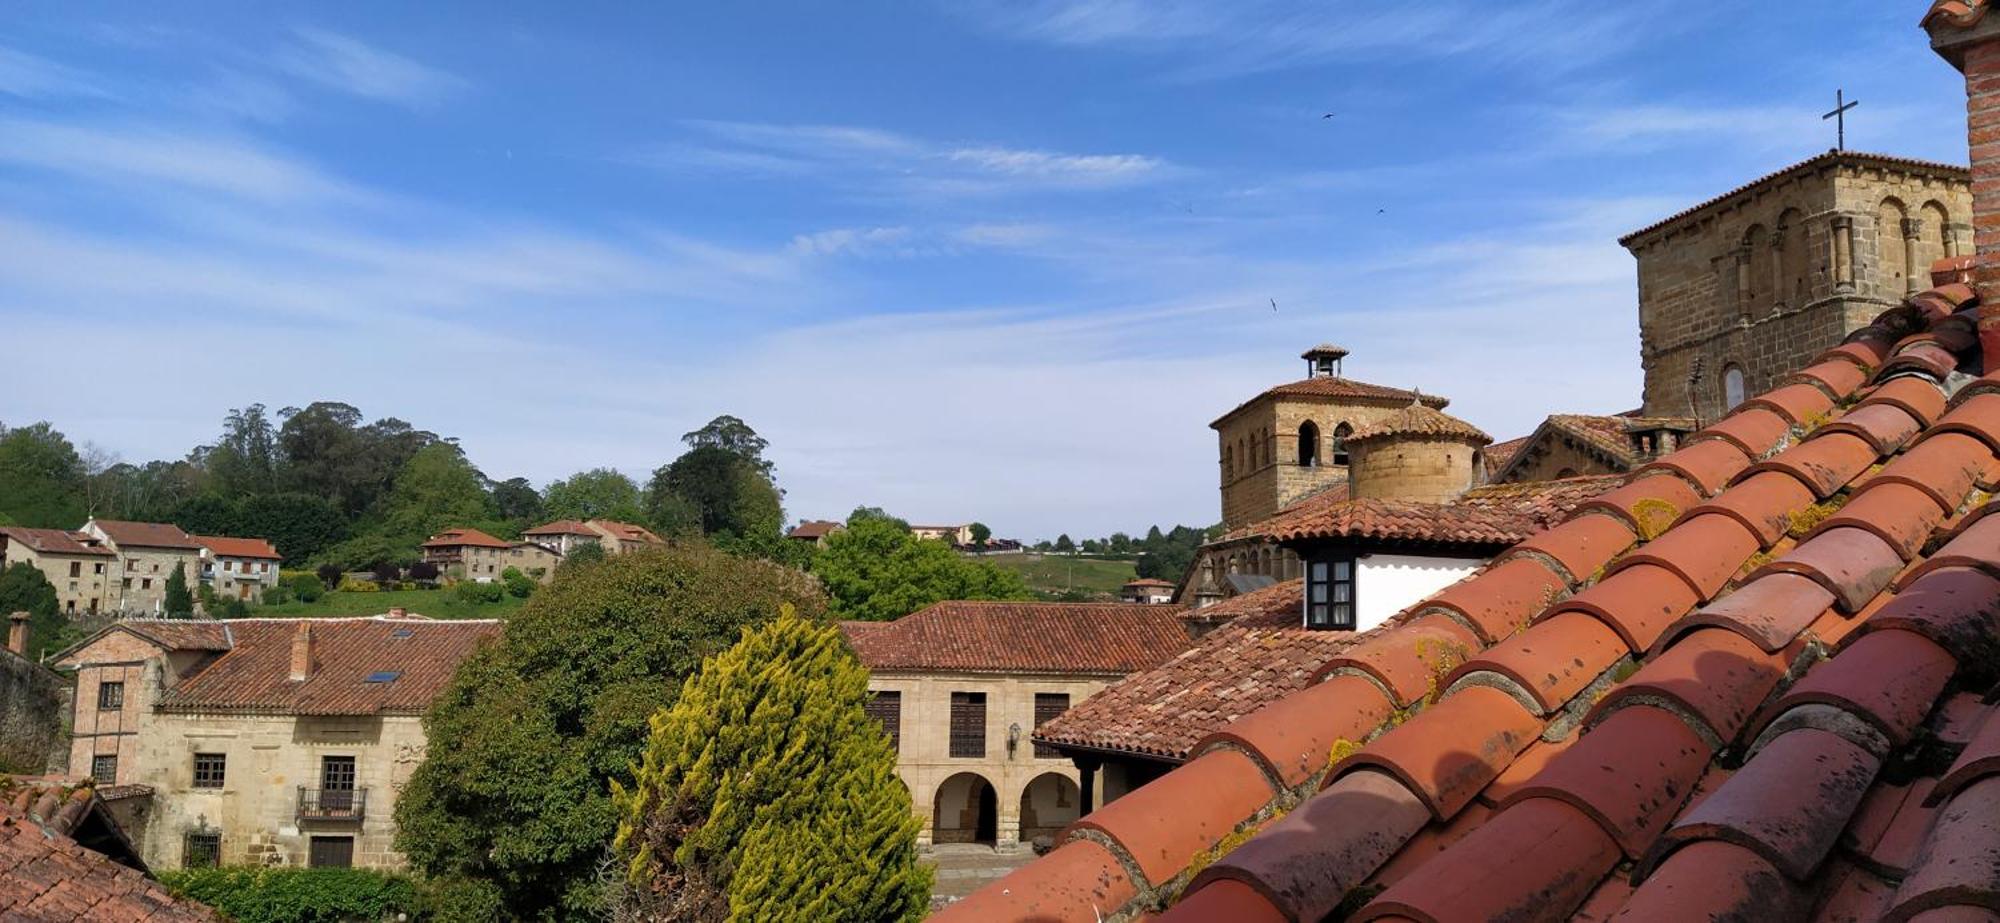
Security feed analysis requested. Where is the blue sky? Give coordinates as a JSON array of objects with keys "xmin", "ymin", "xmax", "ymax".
[{"xmin": 0, "ymin": 2, "xmax": 1973, "ymax": 540}]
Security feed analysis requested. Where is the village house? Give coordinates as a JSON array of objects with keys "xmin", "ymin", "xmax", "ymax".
[
  {"xmin": 419, "ymin": 527, "xmax": 561, "ymax": 583},
  {"xmin": 519, "ymin": 518, "xmax": 666, "ymax": 556},
  {"xmin": 0, "ymin": 527, "xmax": 115, "ymax": 616},
  {"xmin": 1116, "ymin": 578, "xmax": 1175, "ymax": 605},
  {"xmin": 77, "ymin": 520, "xmax": 209, "ymax": 616},
  {"xmin": 785, "ymin": 519, "xmax": 845, "ymax": 547},
  {"xmin": 909, "ymin": 523, "xmax": 974, "ymax": 544},
  {"xmin": 195, "ymin": 536, "xmax": 282, "ymax": 604},
  {"xmin": 837, "ymin": 601, "xmax": 1196, "ymax": 848},
  {"xmin": 53, "ymin": 612, "xmax": 501, "ymax": 871}
]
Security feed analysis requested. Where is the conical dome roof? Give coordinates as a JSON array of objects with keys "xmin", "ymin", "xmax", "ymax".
[{"xmin": 1346, "ymin": 402, "xmax": 1491, "ymax": 445}]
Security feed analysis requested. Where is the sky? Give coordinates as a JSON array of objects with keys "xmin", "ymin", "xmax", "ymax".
[{"xmin": 0, "ymin": 2, "xmax": 1975, "ymax": 541}]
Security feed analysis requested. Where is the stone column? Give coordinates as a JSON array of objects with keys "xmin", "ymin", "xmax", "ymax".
[
  {"xmin": 1769, "ymin": 229, "xmax": 1788, "ymax": 309},
  {"xmin": 1832, "ymin": 216, "xmax": 1856, "ymax": 291},
  {"xmin": 1903, "ymin": 216, "xmax": 1925, "ymax": 295},
  {"xmin": 1734, "ymin": 245, "xmax": 1753, "ymax": 321}
]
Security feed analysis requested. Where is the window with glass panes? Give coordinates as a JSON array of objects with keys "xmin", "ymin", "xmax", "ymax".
[
  {"xmin": 1305, "ymin": 555, "xmax": 1356, "ymax": 630},
  {"xmin": 184, "ymin": 832, "xmax": 221, "ymax": 868},
  {"xmin": 90, "ymin": 754, "xmax": 117, "ymax": 782},
  {"xmin": 948, "ymin": 692, "xmax": 987, "ymax": 758},
  {"xmin": 97, "ymin": 681, "xmax": 124, "ymax": 710},
  {"xmin": 1032, "ymin": 693, "xmax": 1070, "ymax": 758},
  {"xmin": 193, "ymin": 753, "xmax": 226, "ymax": 788},
  {"xmin": 864, "ymin": 691, "xmax": 902, "ymax": 752}
]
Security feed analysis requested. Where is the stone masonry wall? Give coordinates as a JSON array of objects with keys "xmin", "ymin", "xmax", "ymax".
[
  {"xmin": 0, "ymin": 649, "xmax": 70, "ymax": 774},
  {"xmin": 1349, "ymin": 438, "xmax": 1478, "ymax": 504},
  {"xmin": 1217, "ymin": 397, "xmax": 1413, "ymax": 530}
]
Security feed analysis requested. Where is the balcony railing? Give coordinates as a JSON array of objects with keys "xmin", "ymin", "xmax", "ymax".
[{"xmin": 296, "ymin": 787, "xmax": 367, "ymax": 822}]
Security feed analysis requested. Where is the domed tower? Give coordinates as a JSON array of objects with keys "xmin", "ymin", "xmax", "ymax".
[{"xmin": 1346, "ymin": 402, "xmax": 1492, "ymax": 503}]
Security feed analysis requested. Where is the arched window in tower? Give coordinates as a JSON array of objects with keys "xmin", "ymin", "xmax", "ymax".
[
  {"xmin": 1331, "ymin": 423, "xmax": 1353, "ymax": 466},
  {"xmin": 1723, "ymin": 364, "xmax": 1746, "ymax": 411},
  {"xmin": 1297, "ymin": 421, "xmax": 1320, "ymax": 467},
  {"xmin": 1921, "ymin": 200, "xmax": 1953, "ymax": 270},
  {"xmin": 1878, "ymin": 198, "xmax": 1911, "ymax": 296},
  {"xmin": 1776, "ymin": 208, "xmax": 1805, "ymax": 305}
]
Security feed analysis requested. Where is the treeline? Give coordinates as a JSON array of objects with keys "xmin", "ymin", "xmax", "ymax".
[
  {"xmin": 0, "ymin": 406, "xmax": 795, "ymax": 570},
  {"xmin": 1032, "ymin": 524, "xmax": 1220, "ymax": 580}
]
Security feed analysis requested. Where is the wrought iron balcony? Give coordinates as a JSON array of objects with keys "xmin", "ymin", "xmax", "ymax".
[{"xmin": 296, "ymin": 787, "xmax": 366, "ymax": 822}]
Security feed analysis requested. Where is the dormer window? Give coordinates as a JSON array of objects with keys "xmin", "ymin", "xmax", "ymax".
[{"xmin": 1305, "ymin": 555, "xmax": 1355, "ymax": 630}]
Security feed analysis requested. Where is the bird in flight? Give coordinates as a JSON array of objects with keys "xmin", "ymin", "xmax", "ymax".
[
  {"xmin": 1322, "ymin": 112, "xmax": 1335, "ymax": 119},
  {"xmin": 1270, "ymin": 298, "xmax": 1279, "ymax": 312}
]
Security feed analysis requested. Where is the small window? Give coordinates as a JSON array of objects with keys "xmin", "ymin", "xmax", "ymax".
[
  {"xmin": 1297, "ymin": 421, "xmax": 1320, "ymax": 467},
  {"xmin": 865, "ymin": 691, "xmax": 902, "ymax": 752},
  {"xmin": 69, "ymin": 561, "xmax": 81, "ymax": 577},
  {"xmin": 94, "ymin": 563, "xmax": 105, "ymax": 574},
  {"xmin": 1033, "ymin": 693, "xmax": 1070, "ymax": 758},
  {"xmin": 193, "ymin": 753, "xmax": 226, "ymax": 788},
  {"xmin": 184, "ymin": 832, "xmax": 222, "ymax": 868},
  {"xmin": 1723, "ymin": 365, "xmax": 1747, "ymax": 410},
  {"xmin": 90, "ymin": 754, "xmax": 117, "ymax": 782},
  {"xmin": 1332, "ymin": 423, "xmax": 1353, "ymax": 466},
  {"xmin": 142, "ymin": 578, "xmax": 152, "ymax": 590},
  {"xmin": 98, "ymin": 681, "xmax": 125, "ymax": 711},
  {"xmin": 1305, "ymin": 555, "xmax": 1356, "ymax": 631},
  {"xmin": 364, "ymin": 671, "xmax": 401, "ymax": 683},
  {"xmin": 948, "ymin": 692, "xmax": 987, "ymax": 758}
]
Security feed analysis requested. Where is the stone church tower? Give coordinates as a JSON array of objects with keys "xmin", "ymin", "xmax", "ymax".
[
  {"xmin": 1623, "ymin": 152, "xmax": 1969, "ymax": 423},
  {"xmin": 1210, "ymin": 345, "xmax": 1449, "ymax": 531}
]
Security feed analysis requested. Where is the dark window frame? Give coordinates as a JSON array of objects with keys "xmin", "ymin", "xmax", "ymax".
[
  {"xmin": 864, "ymin": 690, "xmax": 902, "ymax": 752},
  {"xmin": 184, "ymin": 832, "xmax": 222, "ymax": 868},
  {"xmin": 193, "ymin": 752, "xmax": 226, "ymax": 789},
  {"xmin": 90, "ymin": 754, "xmax": 117, "ymax": 782},
  {"xmin": 308, "ymin": 835, "xmax": 354, "ymax": 869},
  {"xmin": 1032, "ymin": 693, "xmax": 1070, "ymax": 758},
  {"xmin": 948, "ymin": 692, "xmax": 987, "ymax": 758},
  {"xmin": 1305, "ymin": 552, "xmax": 1357, "ymax": 631},
  {"xmin": 97, "ymin": 681, "xmax": 124, "ymax": 711}
]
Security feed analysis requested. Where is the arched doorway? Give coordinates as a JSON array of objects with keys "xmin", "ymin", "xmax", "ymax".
[
  {"xmin": 933, "ymin": 773, "xmax": 998, "ymax": 846},
  {"xmin": 1019, "ymin": 773, "xmax": 1081, "ymax": 843}
]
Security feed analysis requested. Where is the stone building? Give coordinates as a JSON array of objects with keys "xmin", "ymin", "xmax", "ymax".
[
  {"xmin": 1, "ymin": 613, "xmax": 71, "ymax": 774},
  {"xmin": 420, "ymin": 527, "xmax": 561, "ymax": 583},
  {"xmin": 1622, "ymin": 151, "xmax": 1970, "ymax": 423},
  {"xmin": 194, "ymin": 536, "xmax": 281, "ymax": 604},
  {"xmin": 53, "ymin": 613, "xmax": 500, "ymax": 871},
  {"xmin": 0, "ymin": 527, "xmax": 115, "ymax": 616},
  {"xmin": 78, "ymin": 520, "xmax": 206, "ymax": 616},
  {"xmin": 519, "ymin": 518, "xmax": 667, "ymax": 556},
  {"xmin": 837, "ymin": 602, "xmax": 1196, "ymax": 848},
  {"xmin": 909, "ymin": 524, "xmax": 974, "ymax": 544}
]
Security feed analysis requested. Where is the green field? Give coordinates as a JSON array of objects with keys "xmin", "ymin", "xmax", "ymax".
[
  {"xmin": 250, "ymin": 587, "xmax": 528, "ymax": 620},
  {"xmin": 979, "ymin": 553, "xmax": 1139, "ymax": 599}
]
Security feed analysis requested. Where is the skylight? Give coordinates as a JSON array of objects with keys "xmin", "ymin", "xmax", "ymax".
[{"xmin": 364, "ymin": 671, "xmax": 401, "ymax": 683}]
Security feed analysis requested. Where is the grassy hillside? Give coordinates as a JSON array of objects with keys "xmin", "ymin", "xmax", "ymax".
[
  {"xmin": 979, "ymin": 553, "xmax": 1139, "ymax": 599},
  {"xmin": 250, "ymin": 587, "xmax": 527, "ymax": 620}
]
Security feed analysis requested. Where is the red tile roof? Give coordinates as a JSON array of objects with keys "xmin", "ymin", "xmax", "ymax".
[
  {"xmin": 786, "ymin": 520, "xmax": 844, "ymax": 539},
  {"xmin": 1260, "ymin": 474, "xmax": 1623, "ymax": 545},
  {"xmin": 421, "ymin": 527, "xmax": 511, "ymax": 549},
  {"xmin": 1211, "ymin": 375, "xmax": 1449, "ymax": 428},
  {"xmin": 589, "ymin": 519, "xmax": 664, "ymax": 544},
  {"xmin": 838, "ymin": 601, "xmax": 1197, "ymax": 675},
  {"xmin": 521, "ymin": 519, "xmax": 597, "ymax": 536},
  {"xmin": 141, "ymin": 617, "xmax": 501, "ymax": 716},
  {"xmin": 1347, "ymin": 402, "xmax": 1491, "ymax": 444},
  {"xmin": 941, "ymin": 284, "xmax": 2000, "ymax": 922},
  {"xmin": 193, "ymin": 535, "xmax": 280, "ymax": 560},
  {"xmin": 0, "ymin": 790, "xmax": 214, "ymax": 921},
  {"xmin": 1122, "ymin": 578, "xmax": 1176, "ymax": 588},
  {"xmin": 87, "ymin": 520, "xmax": 199, "ymax": 550},
  {"xmin": 0, "ymin": 527, "xmax": 112, "ymax": 557}
]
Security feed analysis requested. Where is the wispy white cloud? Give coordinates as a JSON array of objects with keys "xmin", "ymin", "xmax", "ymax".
[
  {"xmin": 0, "ymin": 117, "xmax": 360, "ymax": 203},
  {"xmin": 0, "ymin": 45, "xmax": 113, "ymax": 99},
  {"xmin": 278, "ymin": 28, "xmax": 464, "ymax": 107},
  {"xmin": 787, "ymin": 226, "xmax": 914, "ymax": 258},
  {"xmin": 632, "ymin": 120, "xmax": 1174, "ymax": 196},
  {"xmin": 957, "ymin": 0, "xmax": 1680, "ymax": 79}
]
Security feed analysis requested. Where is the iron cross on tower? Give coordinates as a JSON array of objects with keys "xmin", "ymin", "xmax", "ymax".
[{"xmin": 1824, "ymin": 89, "xmax": 1860, "ymax": 151}]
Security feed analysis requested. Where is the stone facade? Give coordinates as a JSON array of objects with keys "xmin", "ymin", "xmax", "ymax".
[
  {"xmin": 1624, "ymin": 152, "xmax": 1970, "ymax": 422},
  {"xmin": 1213, "ymin": 391, "xmax": 1443, "ymax": 531},
  {"xmin": 864, "ymin": 670, "xmax": 1110, "ymax": 847},
  {"xmin": 0, "ymin": 623, "xmax": 70, "ymax": 774},
  {"xmin": 0, "ymin": 536, "xmax": 112, "ymax": 616},
  {"xmin": 1347, "ymin": 436, "xmax": 1481, "ymax": 503},
  {"xmin": 203, "ymin": 555, "xmax": 278, "ymax": 603}
]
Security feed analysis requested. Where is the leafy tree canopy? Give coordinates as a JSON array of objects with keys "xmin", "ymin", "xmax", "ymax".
[
  {"xmin": 811, "ymin": 516, "xmax": 1031, "ymax": 622},
  {"xmin": 0, "ymin": 562, "xmax": 70, "ymax": 661},
  {"xmin": 542, "ymin": 468, "xmax": 645, "ymax": 524},
  {"xmin": 612, "ymin": 609, "xmax": 928, "ymax": 922},
  {"xmin": 0, "ymin": 422, "xmax": 86, "ymax": 528},
  {"xmin": 393, "ymin": 546, "xmax": 826, "ymax": 921}
]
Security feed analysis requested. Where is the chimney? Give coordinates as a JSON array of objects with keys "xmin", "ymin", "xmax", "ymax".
[
  {"xmin": 7, "ymin": 611, "xmax": 28, "ymax": 656},
  {"xmin": 1924, "ymin": 2, "xmax": 2000, "ymax": 369},
  {"xmin": 289, "ymin": 622, "xmax": 314, "ymax": 681}
]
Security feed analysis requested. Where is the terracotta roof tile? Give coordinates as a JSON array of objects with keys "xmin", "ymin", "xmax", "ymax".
[
  {"xmin": 1210, "ymin": 375, "xmax": 1447, "ymax": 428},
  {"xmin": 521, "ymin": 519, "xmax": 597, "ymax": 536},
  {"xmin": 0, "ymin": 528, "xmax": 112, "ymax": 557},
  {"xmin": 87, "ymin": 519, "xmax": 200, "ymax": 550},
  {"xmin": 785, "ymin": 520, "xmax": 843, "ymax": 539},
  {"xmin": 944, "ymin": 285, "xmax": 2000, "ymax": 923},
  {"xmin": 0, "ymin": 799, "xmax": 215, "ymax": 921},
  {"xmin": 421, "ymin": 527, "xmax": 512, "ymax": 549},
  {"xmin": 141, "ymin": 617, "xmax": 501, "ymax": 715},
  {"xmin": 1345, "ymin": 403, "xmax": 1491, "ymax": 445},
  {"xmin": 837, "ymin": 601, "xmax": 1193, "ymax": 675},
  {"xmin": 1258, "ymin": 475, "xmax": 1620, "ymax": 546},
  {"xmin": 193, "ymin": 535, "xmax": 281, "ymax": 559}
]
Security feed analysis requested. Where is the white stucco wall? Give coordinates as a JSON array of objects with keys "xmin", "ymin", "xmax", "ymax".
[{"xmin": 1356, "ymin": 553, "xmax": 1485, "ymax": 632}]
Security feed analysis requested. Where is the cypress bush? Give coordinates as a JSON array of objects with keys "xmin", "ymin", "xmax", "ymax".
[{"xmin": 612, "ymin": 606, "xmax": 930, "ymax": 922}]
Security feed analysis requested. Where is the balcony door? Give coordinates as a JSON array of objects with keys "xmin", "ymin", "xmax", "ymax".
[{"xmin": 321, "ymin": 756, "xmax": 356, "ymax": 811}]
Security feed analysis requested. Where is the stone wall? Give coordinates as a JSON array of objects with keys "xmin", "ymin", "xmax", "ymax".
[
  {"xmin": 1349, "ymin": 437, "xmax": 1478, "ymax": 503},
  {"xmin": 1628, "ymin": 156, "xmax": 1969, "ymax": 422},
  {"xmin": 1216, "ymin": 397, "xmax": 1412, "ymax": 530},
  {"xmin": 0, "ymin": 545, "xmax": 112, "ymax": 616},
  {"xmin": 0, "ymin": 649, "xmax": 70, "ymax": 774}
]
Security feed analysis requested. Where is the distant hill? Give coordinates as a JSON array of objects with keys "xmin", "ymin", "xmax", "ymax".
[{"xmin": 977, "ymin": 553, "xmax": 1140, "ymax": 600}]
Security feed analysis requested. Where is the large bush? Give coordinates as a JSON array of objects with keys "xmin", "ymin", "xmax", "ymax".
[
  {"xmin": 454, "ymin": 580, "xmax": 506, "ymax": 605},
  {"xmin": 613, "ymin": 609, "xmax": 929, "ymax": 921},
  {"xmin": 812, "ymin": 515, "xmax": 1031, "ymax": 621},
  {"xmin": 158, "ymin": 867, "xmax": 415, "ymax": 923},
  {"xmin": 394, "ymin": 545, "xmax": 826, "ymax": 920}
]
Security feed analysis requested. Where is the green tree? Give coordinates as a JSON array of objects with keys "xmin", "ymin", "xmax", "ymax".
[
  {"xmin": 0, "ymin": 562, "xmax": 68, "ymax": 661},
  {"xmin": 557, "ymin": 541, "xmax": 606, "ymax": 571},
  {"xmin": 235, "ymin": 493, "xmax": 347, "ymax": 563},
  {"xmin": 650, "ymin": 446, "xmax": 783, "ymax": 539},
  {"xmin": 968, "ymin": 522, "xmax": 992, "ymax": 549},
  {"xmin": 542, "ymin": 468, "xmax": 645, "ymax": 523},
  {"xmin": 0, "ymin": 422, "xmax": 86, "ymax": 528},
  {"xmin": 198, "ymin": 404, "xmax": 279, "ymax": 498},
  {"xmin": 612, "ymin": 609, "xmax": 928, "ymax": 922},
  {"xmin": 1053, "ymin": 533, "xmax": 1075, "ymax": 553},
  {"xmin": 394, "ymin": 546, "xmax": 826, "ymax": 920},
  {"xmin": 491, "ymin": 477, "xmax": 545, "ymax": 524},
  {"xmin": 681, "ymin": 415, "xmax": 774, "ymax": 477},
  {"xmin": 379, "ymin": 444, "xmax": 495, "ymax": 547},
  {"xmin": 163, "ymin": 563, "xmax": 194, "ymax": 618},
  {"xmin": 811, "ymin": 516, "xmax": 1031, "ymax": 621}
]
